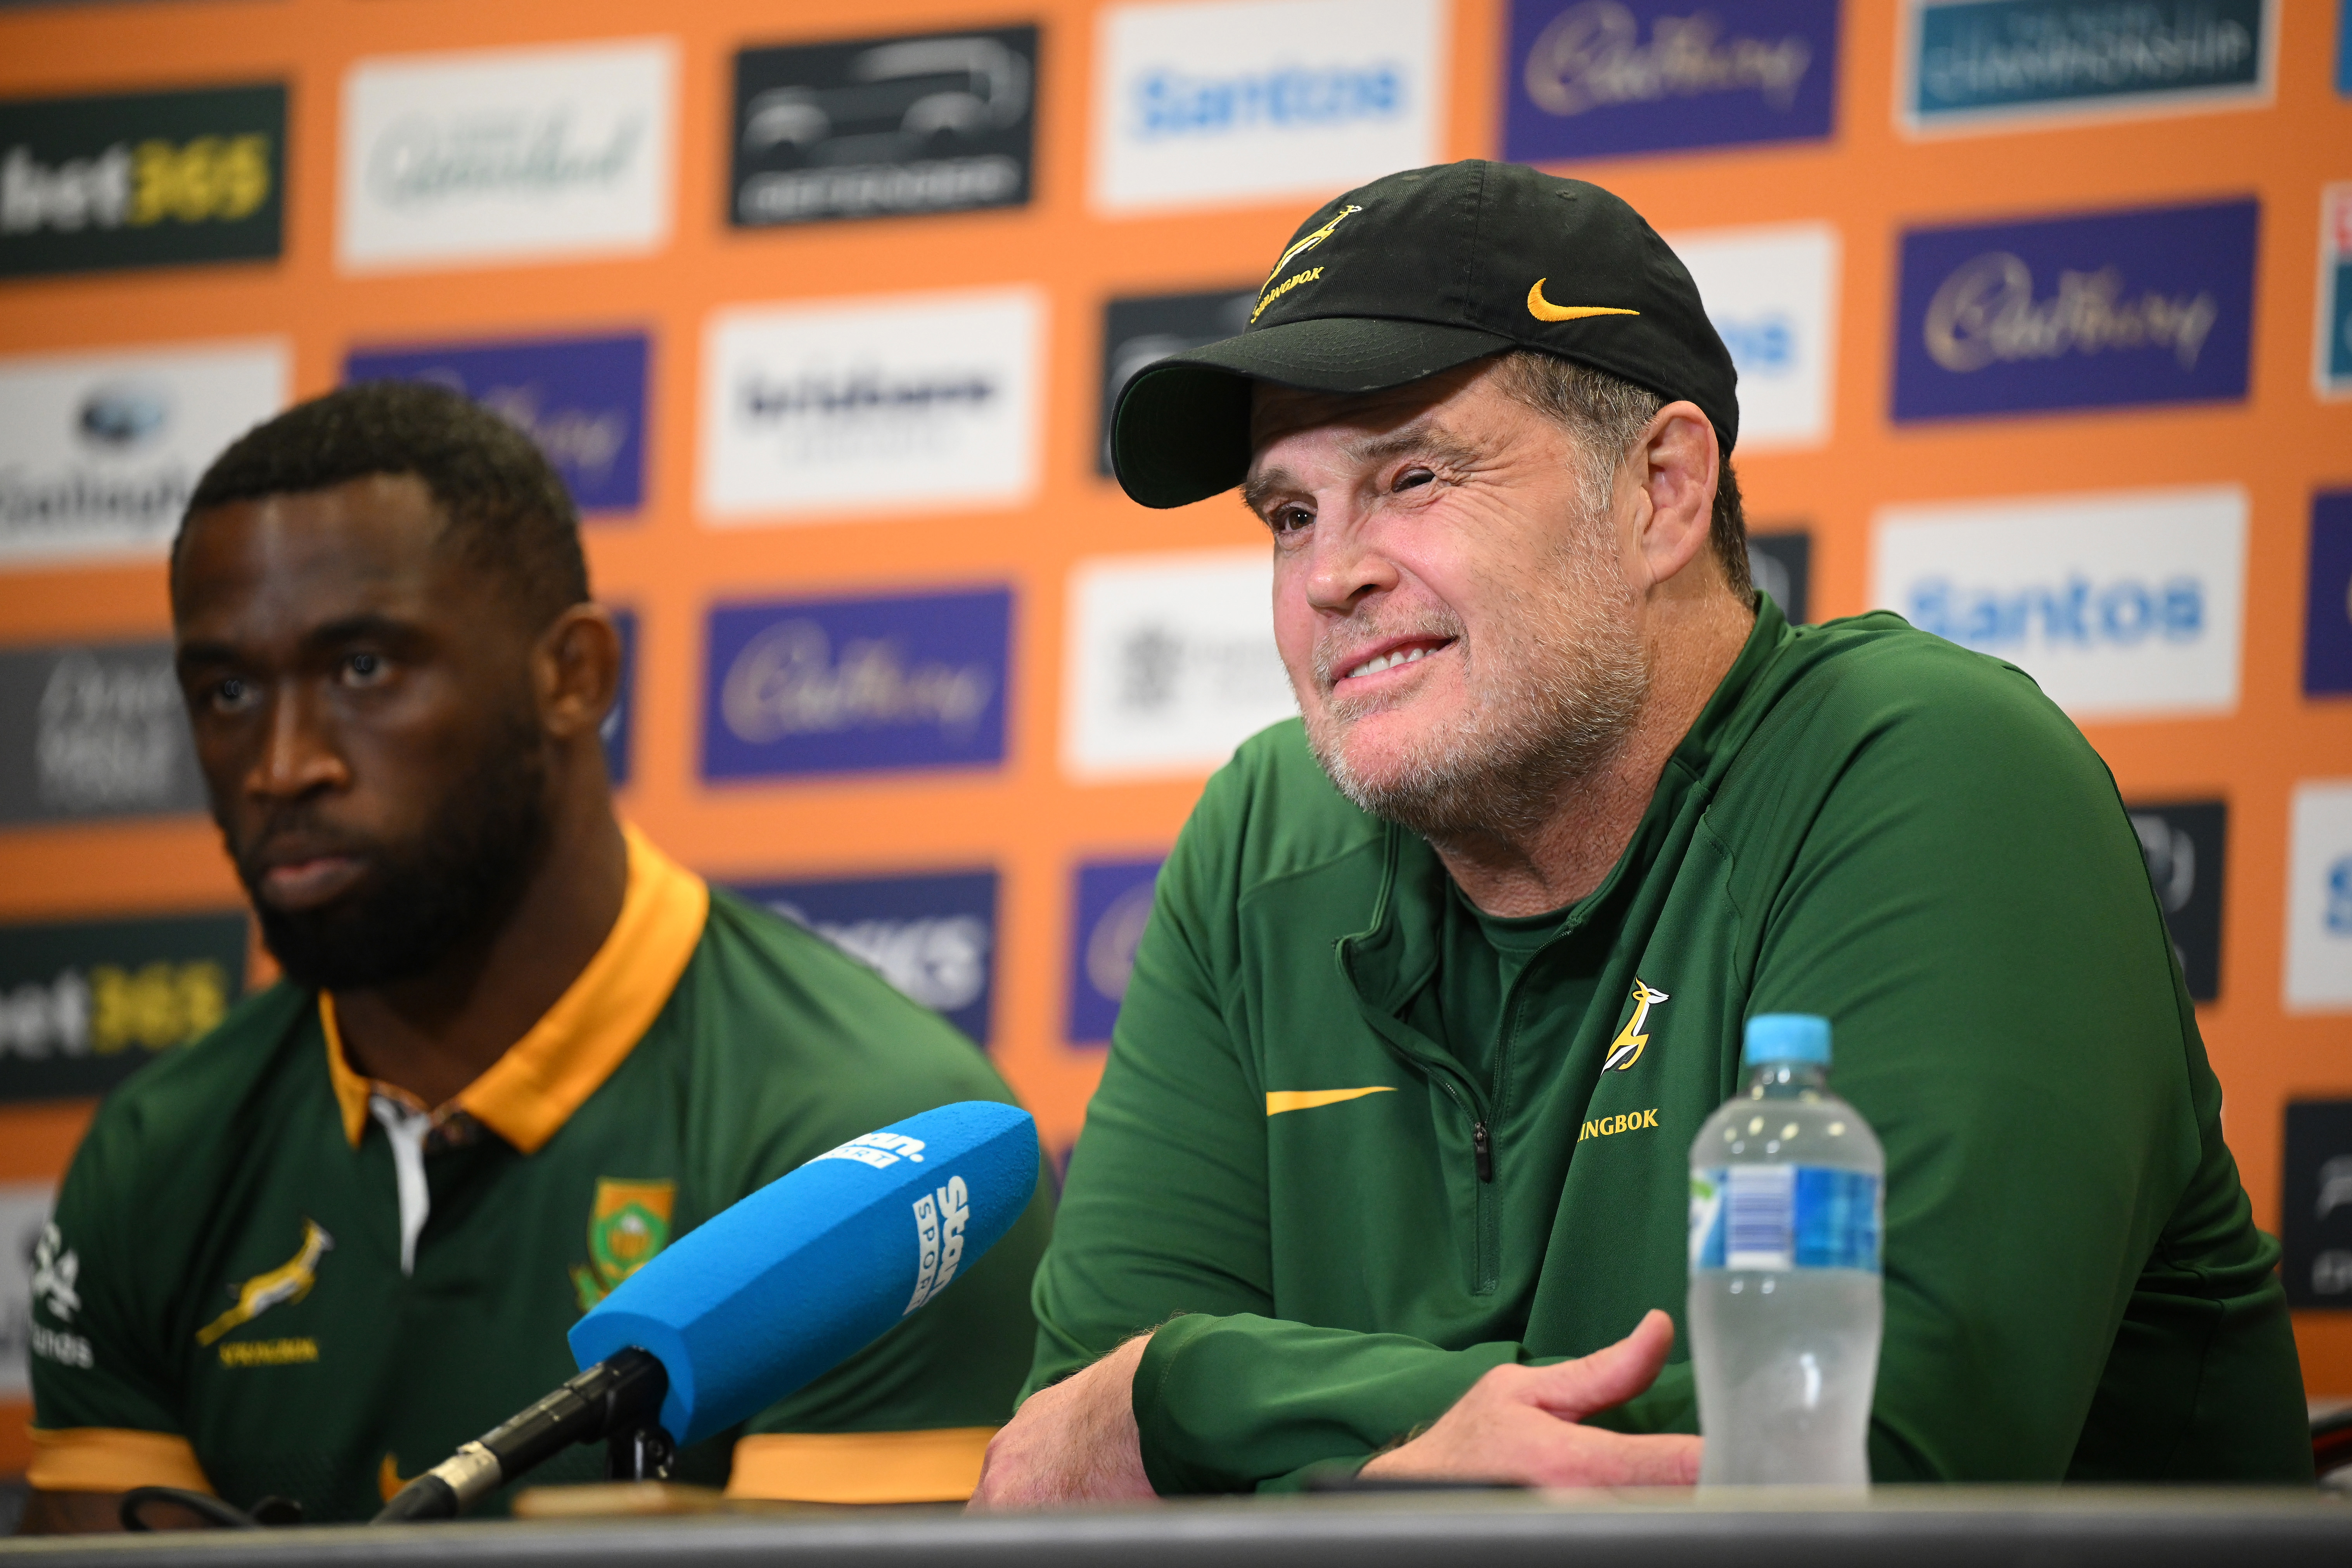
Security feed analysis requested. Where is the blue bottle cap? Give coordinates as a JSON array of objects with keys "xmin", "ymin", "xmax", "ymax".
[{"xmin": 1743, "ymin": 1013, "xmax": 1831, "ymax": 1067}]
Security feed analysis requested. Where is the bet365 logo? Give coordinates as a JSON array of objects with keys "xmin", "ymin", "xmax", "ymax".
[{"xmin": 0, "ymin": 83, "xmax": 285, "ymax": 278}]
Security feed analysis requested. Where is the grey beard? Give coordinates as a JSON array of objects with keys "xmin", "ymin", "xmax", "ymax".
[{"xmin": 1303, "ymin": 562, "xmax": 1649, "ymax": 844}]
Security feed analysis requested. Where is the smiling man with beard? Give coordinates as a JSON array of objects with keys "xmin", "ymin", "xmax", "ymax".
[
  {"xmin": 970, "ymin": 161, "xmax": 2306, "ymax": 1504},
  {"xmin": 23, "ymin": 382, "xmax": 1049, "ymax": 1530}
]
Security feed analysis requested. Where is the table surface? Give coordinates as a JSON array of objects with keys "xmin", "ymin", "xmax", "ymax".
[{"xmin": 3, "ymin": 1487, "xmax": 2349, "ymax": 1568}]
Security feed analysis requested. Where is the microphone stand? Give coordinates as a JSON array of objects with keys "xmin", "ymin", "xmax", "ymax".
[{"xmin": 373, "ymin": 1347, "xmax": 671, "ymax": 1522}]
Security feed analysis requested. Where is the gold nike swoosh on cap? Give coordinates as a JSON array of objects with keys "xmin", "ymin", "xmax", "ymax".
[
  {"xmin": 1266, "ymin": 1087, "xmax": 1397, "ymax": 1116},
  {"xmin": 1527, "ymin": 280, "xmax": 1641, "ymax": 323}
]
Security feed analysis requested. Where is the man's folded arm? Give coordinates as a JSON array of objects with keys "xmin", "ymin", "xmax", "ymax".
[{"xmin": 1605, "ymin": 667, "xmax": 2247, "ymax": 1478}]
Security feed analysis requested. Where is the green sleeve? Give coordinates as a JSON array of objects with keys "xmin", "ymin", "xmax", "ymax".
[
  {"xmin": 31, "ymin": 1105, "xmax": 188, "ymax": 1442},
  {"xmin": 1029, "ymin": 762, "xmax": 1535, "ymax": 1492},
  {"xmin": 1606, "ymin": 655, "xmax": 2300, "ymax": 1478}
]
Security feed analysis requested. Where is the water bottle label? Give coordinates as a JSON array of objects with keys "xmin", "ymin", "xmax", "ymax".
[{"xmin": 1690, "ymin": 1165, "xmax": 1880, "ymax": 1272}]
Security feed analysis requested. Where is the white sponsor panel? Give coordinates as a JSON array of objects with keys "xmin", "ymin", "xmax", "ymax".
[
  {"xmin": 0, "ymin": 339, "xmax": 288, "ymax": 568},
  {"xmin": 1870, "ymin": 485, "xmax": 2245, "ymax": 721},
  {"xmin": 1091, "ymin": 0, "xmax": 1447, "ymax": 215},
  {"xmin": 1667, "ymin": 221, "xmax": 1838, "ymax": 451},
  {"xmin": 700, "ymin": 288, "xmax": 1041, "ymax": 522},
  {"xmin": 2286, "ymin": 780, "xmax": 2352, "ymax": 1013},
  {"xmin": 0, "ymin": 1183, "xmax": 57, "ymax": 1398},
  {"xmin": 1064, "ymin": 548, "xmax": 1295, "ymax": 780},
  {"xmin": 339, "ymin": 37, "xmax": 676, "ymax": 272}
]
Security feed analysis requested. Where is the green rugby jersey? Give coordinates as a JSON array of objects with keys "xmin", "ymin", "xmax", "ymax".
[
  {"xmin": 1031, "ymin": 597, "xmax": 2308, "ymax": 1491},
  {"xmin": 29, "ymin": 829, "xmax": 1051, "ymax": 1521}
]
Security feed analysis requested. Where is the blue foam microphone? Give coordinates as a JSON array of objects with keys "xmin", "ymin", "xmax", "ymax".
[{"xmin": 374, "ymin": 1101, "xmax": 1036, "ymax": 1522}]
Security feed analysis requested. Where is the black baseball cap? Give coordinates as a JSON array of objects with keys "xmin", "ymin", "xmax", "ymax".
[{"xmin": 1110, "ymin": 159, "xmax": 1738, "ymax": 510}]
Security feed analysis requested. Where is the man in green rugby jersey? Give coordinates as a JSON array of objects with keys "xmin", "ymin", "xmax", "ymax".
[
  {"xmin": 971, "ymin": 161, "xmax": 2307, "ymax": 1504},
  {"xmin": 24, "ymin": 383, "xmax": 1048, "ymax": 1530}
]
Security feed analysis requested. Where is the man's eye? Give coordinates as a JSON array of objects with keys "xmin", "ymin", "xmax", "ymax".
[
  {"xmin": 1394, "ymin": 467, "xmax": 1434, "ymax": 493},
  {"xmin": 1270, "ymin": 507, "xmax": 1314, "ymax": 535},
  {"xmin": 210, "ymin": 677, "xmax": 255, "ymax": 712},
  {"xmin": 341, "ymin": 652, "xmax": 386, "ymax": 684}
]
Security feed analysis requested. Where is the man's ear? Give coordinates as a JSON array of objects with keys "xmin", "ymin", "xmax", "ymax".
[
  {"xmin": 1627, "ymin": 402, "xmax": 1720, "ymax": 591},
  {"xmin": 534, "ymin": 604, "xmax": 623, "ymax": 743}
]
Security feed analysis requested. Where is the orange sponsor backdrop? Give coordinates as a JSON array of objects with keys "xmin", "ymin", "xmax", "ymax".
[{"xmin": 1, "ymin": 0, "xmax": 2347, "ymax": 1476}]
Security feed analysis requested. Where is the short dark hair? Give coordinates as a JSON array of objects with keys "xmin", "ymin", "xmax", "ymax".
[
  {"xmin": 1492, "ymin": 349, "xmax": 1751, "ymax": 602},
  {"xmin": 175, "ymin": 381, "xmax": 590, "ymax": 628}
]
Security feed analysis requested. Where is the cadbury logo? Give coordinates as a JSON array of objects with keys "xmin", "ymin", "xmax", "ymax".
[
  {"xmin": 1923, "ymin": 252, "xmax": 2219, "ymax": 375},
  {"xmin": 1523, "ymin": 1, "xmax": 1811, "ymax": 119}
]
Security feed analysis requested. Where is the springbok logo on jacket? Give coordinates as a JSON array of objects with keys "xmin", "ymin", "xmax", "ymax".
[{"xmin": 1602, "ymin": 980, "xmax": 1669, "ymax": 1072}]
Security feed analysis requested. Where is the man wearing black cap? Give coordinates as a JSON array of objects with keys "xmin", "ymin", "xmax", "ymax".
[{"xmin": 972, "ymin": 161, "xmax": 2307, "ymax": 1504}]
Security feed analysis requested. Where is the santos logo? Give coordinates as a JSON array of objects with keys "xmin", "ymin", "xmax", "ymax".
[
  {"xmin": 0, "ymin": 339, "xmax": 286, "ymax": 567},
  {"xmin": 1064, "ymin": 550, "xmax": 1295, "ymax": 781},
  {"xmin": 2287, "ymin": 781, "xmax": 2352, "ymax": 1013},
  {"xmin": 702, "ymin": 289, "xmax": 1039, "ymax": 522},
  {"xmin": 1871, "ymin": 485, "xmax": 2246, "ymax": 721},
  {"xmin": 1092, "ymin": 0, "xmax": 1445, "ymax": 214},
  {"xmin": 1667, "ymin": 222, "xmax": 1838, "ymax": 451},
  {"xmin": 338, "ymin": 38, "xmax": 674, "ymax": 272}
]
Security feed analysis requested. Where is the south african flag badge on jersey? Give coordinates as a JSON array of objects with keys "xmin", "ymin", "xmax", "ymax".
[{"xmin": 571, "ymin": 1178, "xmax": 674, "ymax": 1311}]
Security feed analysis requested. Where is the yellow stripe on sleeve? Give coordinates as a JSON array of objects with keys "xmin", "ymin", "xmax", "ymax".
[
  {"xmin": 1265, "ymin": 1086, "xmax": 1397, "ymax": 1116},
  {"xmin": 27, "ymin": 1427, "xmax": 214, "ymax": 1495},
  {"xmin": 724, "ymin": 1428, "xmax": 997, "ymax": 1504}
]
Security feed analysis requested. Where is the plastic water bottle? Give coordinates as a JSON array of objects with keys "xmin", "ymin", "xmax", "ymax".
[{"xmin": 1687, "ymin": 1014, "xmax": 1883, "ymax": 1487}]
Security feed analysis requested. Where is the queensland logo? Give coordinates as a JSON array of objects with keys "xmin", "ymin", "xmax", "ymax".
[
  {"xmin": 904, "ymin": 1172, "xmax": 970, "ymax": 1314},
  {"xmin": 817, "ymin": 1131, "xmax": 930, "ymax": 1170},
  {"xmin": 1505, "ymin": 0, "xmax": 1838, "ymax": 163},
  {"xmin": 1893, "ymin": 199, "xmax": 2255, "ymax": 422},
  {"xmin": 1091, "ymin": 0, "xmax": 1444, "ymax": 215},
  {"xmin": 1602, "ymin": 979, "xmax": 1669, "ymax": 1071},
  {"xmin": 196, "ymin": 1219, "xmax": 332, "ymax": 1347},
  {"xmin": 702, "ymin": 590, "xmax": 1011, "ymax": 782},
  {"xmin": 732, "ymin": 27, "xmax": 1037, "ymax": 227},
  {"xmin": 339, "ymin": 40, "xmax": 674, "ymax": 271},
  {"xmin": 0, "ymin": 83, "xmax": 285, "ymax": 278},
  {"xmin": 1904, "ymin": 0, "xmax": 2270, "ymax": 133},
  {"xmin": 570, "ymin": 1179, "xmax": 673, "ymax": 1311}
]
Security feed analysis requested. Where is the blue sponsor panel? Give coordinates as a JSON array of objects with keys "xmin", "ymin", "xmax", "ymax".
[
  {"xmin": 2341, "ymin": 0, "xmax": 2351, "ymax": 97},
  {"xmin": 1067, "ymin": 857, "xmax": 1163, "ymax": 1045},
  {"xmin": 1503, "ymin": 0, "xmax": 1838, "ymax": 163},
  {"xmin": 602, "ymin": 606, "xmax": 636, "ymax": 788},
  {"xmin": 1906, "ymin": 0, "xmax": 2269, "ymax": 128},
  {"xmin": 701, "ymin": 586, "xmax": 1011, "ymax": 781},
  {"xmin": 1892, "ymin": 198, "xmax": 2256, "ymax": 423},
  {"xmin": 2308, "ymin": 491, "xmax": 2352, "ymax": 698},
  {"xmin": 733, "ymin": 869, "xmax": 998, "ymax": 1046},
  {"xmin": 343, "ymin": 332, "xmax": 649, "ymax": 515}
]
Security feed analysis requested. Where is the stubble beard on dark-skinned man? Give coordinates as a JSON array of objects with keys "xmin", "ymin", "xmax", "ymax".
[
  {"xmin": 227, "ymin": 704, "xmax": 554, "ymax": 992},
  {"xmin": 1303, "ymin": 505, "xmax": 1650, "ymax": 844}
]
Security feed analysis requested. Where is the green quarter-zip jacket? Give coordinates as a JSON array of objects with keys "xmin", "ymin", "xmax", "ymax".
[{"xmin": 1026, "ymin": 597, "xmax": 2308, "ymax": 1492}]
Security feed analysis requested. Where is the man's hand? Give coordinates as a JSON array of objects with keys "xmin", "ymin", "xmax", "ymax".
[
  {"xmin": 968, "ymin": 1333, "xmax": 1156, "ymax": 1510},
  {"xmin": 1358, "ymin": 1310, "xmax": 1700, "ymax": 1488}
]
